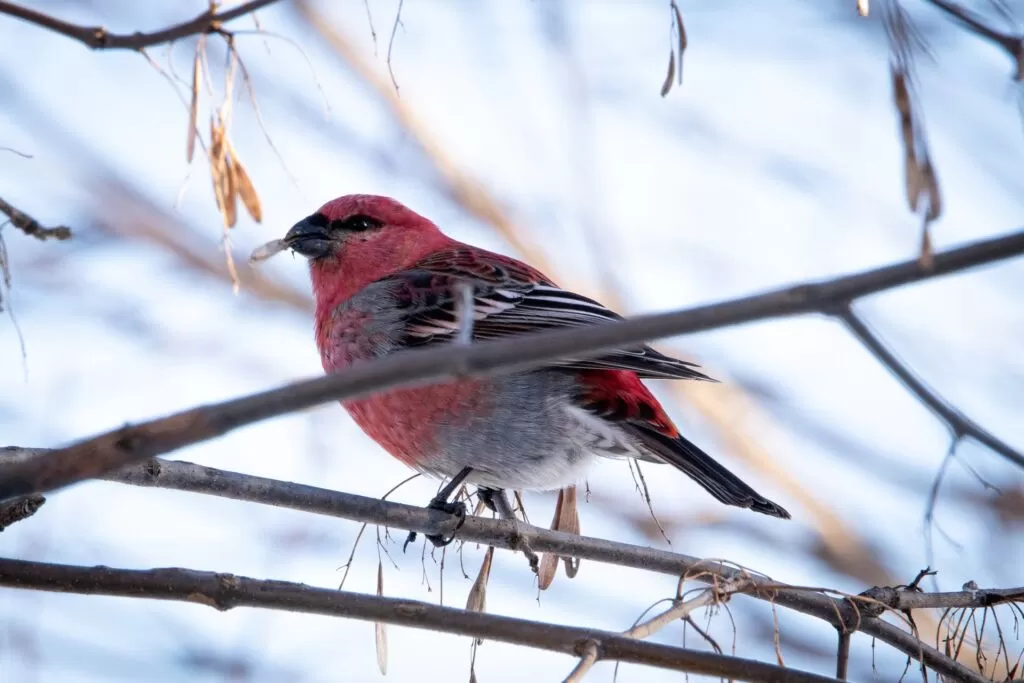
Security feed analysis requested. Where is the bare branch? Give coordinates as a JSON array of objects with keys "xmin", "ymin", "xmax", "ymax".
[
  {"xmin": 0, "ymin": 449, "xmax": 994, "ymax": 683},
  {"xmin": 562, "ymin": 639, "xmax": 599, "ymax": 682},
  {"xmin": 924, "ymin": 438, "xmax": 960, "ymax": 566},
  {"xmin": 626, "ymin": 579, "xmax": 747, "ymax": 640},
  {"xmin": 0, "ymin": 147, "xmax": 31, "ymax": 158},
  {"xmin": 835, "ymin": 630, "xmax": 851, "ymax": 680},
  {"xmin": 837, "ymin": 306, "xmax": 1023, "ymax": 467},
  {"xmin": 1, "ymin": 229, "xmax": 1021, "ymax": 502},
  {"xmin": 0, "ymin": 494, "xmax": 43, "ymax": 531},
  {"xmin": 0, "ymin": 558, "xmax": 842, "ymax": 683},
  {"xmin": 924, "ymin": 0, "xmax": 1024, "ymax": 78},
  {"xmin": 859, "ymin": 584, "xmax": 1024, "ymax": 612},
  {"xmin": 0, "ymin": 0, "xmax": 283, "ymax": 51},
  {"xmin": 0, "ymin": 197, "xmax": 71, "ymax": 241}
]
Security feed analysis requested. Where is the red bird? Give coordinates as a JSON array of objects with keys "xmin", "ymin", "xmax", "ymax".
[{"xmin": 285, "ymin": 195, "xmax": 789, "ymax": 542}]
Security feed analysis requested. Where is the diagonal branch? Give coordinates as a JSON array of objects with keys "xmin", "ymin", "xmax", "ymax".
[
  {"xmin": 0, "ymin": 0, "xmax": 282, "ymax": 51},
  {"xmin": 0, "ymin": 449, "xmax": 998, "ymax": 683},
  {"xmin": 0, "ymin": 558, "xmax": 842, "ymax": 683},
  {"xmin": 0, "ymin": 197, "xmax": 72, "ymax": 241},
  {"xmin": 564, "ymin": 640, "xmax": 600, "ymax": 683},
  {"xmin": 837, "ymin": 305, "xmax": 1023, "ymax": 467},
  {"xmin": 924, "ymin": 0, "xmax": 1024, "ymax": 78},
  {"xmin": 0, "ymin": 229, "xmax": 1020, "ymax": 502}
]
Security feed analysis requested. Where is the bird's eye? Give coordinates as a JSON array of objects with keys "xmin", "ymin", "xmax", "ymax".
[{"xmin": 330, "ymin": 214, "xmax": 383, "ymax": 233}]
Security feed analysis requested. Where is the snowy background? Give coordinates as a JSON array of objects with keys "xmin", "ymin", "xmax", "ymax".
[{"xmin": 1, "ymin": 0, "xmax": 1022, "ymax": 681}]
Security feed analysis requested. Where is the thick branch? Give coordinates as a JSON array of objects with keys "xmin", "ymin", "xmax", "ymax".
[
  {"xmin": 0, "ymin": 449, "xmax": 993, "ymax": 683},
  {"xmin": 0, "ymin": 230, "xmax": 1021, "ymax": 502},
  {"xmin": 0, "ymin": 558, "xmax": 841, "ymax": 683},
  {"xmin": 0, "ymin": 0, "xmax": 281, "ymax": 50},
  {"xmin": 0, "ymin": 197, "xmax": 71, "ymax": 241},
  {"xmin": 838, "ymin": 305, "xmax": 1024, "ymax": 468}
]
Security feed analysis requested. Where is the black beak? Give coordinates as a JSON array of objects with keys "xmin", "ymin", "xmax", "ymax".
[{"xmin": 284, "ymin": 214, "xmax": 332, "ymax": 259}]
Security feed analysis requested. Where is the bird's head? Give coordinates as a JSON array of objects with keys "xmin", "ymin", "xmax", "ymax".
[
  {"xmin": 285, "ymin": 194, "xmax": 453, "ymax": 307},
  {"xmin": 285, "ymin": 194, "xmax": 445, "ymax": 261}
]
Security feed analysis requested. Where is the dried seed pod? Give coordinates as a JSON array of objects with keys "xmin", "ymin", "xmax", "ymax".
[
  {"xmin": 186, "ymin": 46, "xmax": 201, "ymax": 163},
  {"xmin": 375, "ymin": 561, "xmax": 387, "ymax": 675},
  {"xmin": 249, "ymin": 239, "xmax": 288, "ymax": 264}
]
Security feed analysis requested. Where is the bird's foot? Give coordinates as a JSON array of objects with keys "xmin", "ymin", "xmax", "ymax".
[
  {"xmin": 424, "ymin": 497, "xmax": 468, "ymax": 547},
  {"xmin": 403, "ymin": 497, "xmax": 468, "ymax": 551}
]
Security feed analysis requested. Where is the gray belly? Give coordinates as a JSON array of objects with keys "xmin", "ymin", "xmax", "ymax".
[{"xmin": 422, "ymin": 371, "xmax": 598, "ymax": 491}]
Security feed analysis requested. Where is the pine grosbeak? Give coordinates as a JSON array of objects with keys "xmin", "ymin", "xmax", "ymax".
[{"xmin": 284, "ymin": 195, "xmax": 789, "ymax": 543}]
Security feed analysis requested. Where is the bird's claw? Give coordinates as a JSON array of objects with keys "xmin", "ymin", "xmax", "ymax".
[
  {"xmin": 425, "ymin": 497, "xmax": 468, "ymax": 547},
  {"xmin": 403, "ymin": 498, "xmax": 468, "ymax": 551},
  {"xmin": 427, "ymin": 497, "xmax": 469, "ymax": 517}
]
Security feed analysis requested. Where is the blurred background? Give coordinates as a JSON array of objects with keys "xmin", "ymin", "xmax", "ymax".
[{"xmin": 1, "ymin": 1, "xmax": 1023, "ymax": 681}]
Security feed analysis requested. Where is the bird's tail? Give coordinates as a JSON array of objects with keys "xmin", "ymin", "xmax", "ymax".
[{"xmin": 627, "ymin": 424, "xmax": 791, "ymax": 519}]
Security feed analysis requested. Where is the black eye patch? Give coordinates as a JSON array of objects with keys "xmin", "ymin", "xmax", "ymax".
[{"xmin": 329, "ymin": 214, "xmax": 384, "ymax": 233}]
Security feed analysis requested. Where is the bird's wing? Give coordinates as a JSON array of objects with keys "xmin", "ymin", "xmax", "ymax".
[{"xmin": 381, "ymin": 247, "xmax": 713, "ymax": 381}]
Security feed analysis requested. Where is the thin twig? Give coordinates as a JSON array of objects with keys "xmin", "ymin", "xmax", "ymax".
[
  {"xmin": 836, "ymin": 306, "xmax": 1022, "ymax": 467},
  {"xmin": 0, "ymin": 558, "xmax": 842, "ymax": 683},
  {"xmin": 835, "ymin": 630, "xmax": 851, "ymax": 680},
  {"xmin": 0, "ymin": 0, "xmax": 282, "ymax": 50},
  {"xmin": 0, "ymin": 147, "xmax": 31, "ymax": 158},
  {"xmin": 632, "ymin": 460, "xmax": 670, "ymax": 545},
  {"xmin": 563, "ymin": 640, "xmax": 600, "ymax": 682},
  {"xmin": 386, "ymin": 0, "xmax": 404, "ymax": 92},
  {"xmin": 626, "ymin": 581, "xmax": 745, "ymax": 640},
  {"xmin": 0, "ymin": 449, "xmax": 997, "ymax": 683},
  {"xmin": 0, "ymin": 197, "xmax": 71, "ymax": 241},
  {"xmin": 362, "ymin": 0, "xmax": 378, "ymax": 54},
  {"xmin": 1, "ymin": 230, "xmax": 1022, "ymax": 502},
  {"xmin": 924, "ymin": 0, "xmax": 1024, "ymax": 77},
  {"xmin": 924, "ymin": 438, "xmax": 960, "ymax": 568},
  {"xmin": 231, "ymin": 29, "xmax": 331, "ymax": 118}
]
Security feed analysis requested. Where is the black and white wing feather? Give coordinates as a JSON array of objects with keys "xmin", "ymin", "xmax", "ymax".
[{"xmin": 380, "ymin": 250, "xmax": 713, "ymax": 382}]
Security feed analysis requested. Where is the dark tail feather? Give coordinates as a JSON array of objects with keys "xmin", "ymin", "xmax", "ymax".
[{"xmin": 626, "ymin": 424, "xmax": 791, "ymax": 519}]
